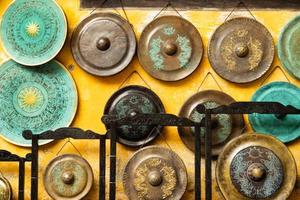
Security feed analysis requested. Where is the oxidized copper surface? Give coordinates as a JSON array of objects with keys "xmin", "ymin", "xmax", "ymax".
[
  {"xmin": 208, "ymin": 17, "xmax": 274, "ymax": 83},
  {"xmin": 138, "ymin": 15, "xmax": 203, "ymax": 81},
  {"xmin": 123, "ymin": 146, "xmax": 187, "ymax": 200},
  {"xmin": 178, "ymin": 90, "xmax": 244, "ymax": 156},
  {"xmin": 71, "ymin": 12, "xmax": 136, "ymax": 76},
  {"xmin": 44, "ymin": 154, "xmax": 94, "ymax": 200},
  {"xmin": 217, "ymin": 133, "xmax": 296, "ymax": 200},
  {"xmin": 104, "ymin": 85, "xmax": 165, "ymax": 147}
]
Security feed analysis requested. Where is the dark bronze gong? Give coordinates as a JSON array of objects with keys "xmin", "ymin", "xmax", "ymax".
[
  {"xmin": 123, "ymin": 146, "xmax": 187, "ymax": 200},
  {"xmin": 208, "ymin": 17, "xmax": 274, "ymax": 83},
  {"xmin": 104, "ymin": 85, "xmax": 165, "ymax": 147},
  {"xmin": 138, "ymin": 15, "xmax": 203, "ymax": 81},
  {"xmin": 217, "ymin": 133, "xmax": 296, "ymax": 200},
  {"xmin": 71, "ymin": 12, "xmax": 136, "ymax": 76},
  {"xmin": 178, "ymin": 90, "xmax": 244, "ymax": 156}
]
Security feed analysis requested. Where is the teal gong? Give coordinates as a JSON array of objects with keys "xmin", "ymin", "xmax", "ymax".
[
  {"xmin": 249, "ymin": 82, "xmax": 300, "ymax": 143},
  {"xmin": 0, "ymin": 60, "xmax": 77, "ymax": 146},
  {"xmin": 0, "ymin": 0, "xmax": 67, "ymax": 66}
]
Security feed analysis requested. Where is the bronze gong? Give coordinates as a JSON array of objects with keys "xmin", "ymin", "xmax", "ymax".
[
  {"xmin": 178, "ymin": 90, "xmax": 245, "ymax": 156},
  {"xmin": 138, "ymin": 15, "xmax": 203, "ymax": 81},
  {"xmin": 208, "ymin": 17, "xmax": 274, "ymax": 83},
  {"xmin": 71, "ymin": 12, "xmax": 136, "ymax": 76},
  {"xmin": 123, "ymin": 146, "xmax": 187, "ymax": 200}
]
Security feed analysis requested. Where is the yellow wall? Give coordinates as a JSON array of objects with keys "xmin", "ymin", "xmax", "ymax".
[{"xmin": 0, "ymin": 0, "xmax": 300, "ymax": 199}]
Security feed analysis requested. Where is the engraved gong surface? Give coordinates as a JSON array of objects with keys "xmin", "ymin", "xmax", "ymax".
[
  {"xmin": 208, "ymin": 17, "xmax": 274, "ymax": 83},
  {"xmin": 0, "ymin": 0, "xmax": 67, "ymax": 66},
  {"xmin": 104, "ymin": 85, "xmax": 165, "ymax": 147},
  {"xmin": 44, "ymin": 154, "xmax": 93, "ymax": 200},
  {"xmin": 278, "ymin": 15, "xmax": 300, "ymax": 79},
  {"xmin": 0, "ymin": 175, "xmax": 12, "ymax": 200},
  {"xmin": 0, "ymin": 60, "xmax": 77, "ymax": 146},
  {"xmin": 138, "ymin": 15, "xmax": 203, "ymax": 81},
  {"xmin": 249, "ymin": 82, "xmax": 300, "ymax": 143},
  {"xmin": 178, "ymin": 90, "xmax": 244, "ymax": 156},
  {"xmin": 71, "ymin": 12, "xmax": 136, "ymax": 76},
  {"xmin": 123, "ymin": 146, "xmax": 187, "ymax": 200},
  {"xmin": 217, "ymin": 133, "xmax": 296, "ymax": 200}
]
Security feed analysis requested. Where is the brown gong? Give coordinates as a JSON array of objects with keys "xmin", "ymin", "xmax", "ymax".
[
  {"xmin": 71, "ymin": 12, "xmax": 136, "ymax": 76},
  {"xmin": 208, "ymin": 17, "xmax": 274, "ymax": 83},
  {"xmin": 123, "ymin": 146, "xmax": 187, "ymax": 200},
  {"xmin": 0, "ymin": 173, "xmax": 12, "ymax": 200},
  {"xmin": 138, "ymin": 15, "xmax": 203, "ymax": 81},
  {"xmin": 217, "ymin": 133, "xmax": 296, "ymax": 200},
  {"xmin": 178, "ymin": 90, "xmax": 244, "ymax": 156}
]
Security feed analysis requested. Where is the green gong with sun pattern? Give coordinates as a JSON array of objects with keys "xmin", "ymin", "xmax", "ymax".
[
  {"xmin": 0, "ymin": 60, "xmax": 77, "ymax": 146},
  {"xmin": 0, "ymin": 0, "xmax": 67, "ymax": 66}
]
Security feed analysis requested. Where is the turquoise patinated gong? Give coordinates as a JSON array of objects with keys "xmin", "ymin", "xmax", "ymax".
[
  {"xmin": 278, "ymin": 15, "xmax": 300, "ymax": 79},
  {"xmin": 249, "ymin": 82, "xmax": 300, "ymax": 143},
  {"xmin": 0, "ymin": 60, "xmax": 77, "ymax": 146},
  {"xmin": 0, "ymin": 0, "xmax": 67, "ymax": 66}
]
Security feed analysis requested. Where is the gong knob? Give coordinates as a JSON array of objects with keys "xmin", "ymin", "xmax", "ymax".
[
  {"xmin": 148, "ymin": 170, "xmax": 163, "ymax": 186},
  {"xmin": 164, "ymin": 42, "xmax": 178, "ymax": 56},
  {"xmin": 96, "ymin": 37, "xmax": 111, "ymax": 51},
  {"xmin": 247, "ymin": 163, "xmax": 267, "ymax": 182},
  {"xmin": 61, "ymin": 171, "xmax": 75, "ymax": 185},
  {"xmin": 235, "ymin": 43, "xmax": 249, "ymax": 58}
]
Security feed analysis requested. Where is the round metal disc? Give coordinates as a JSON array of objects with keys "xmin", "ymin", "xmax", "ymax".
[
  {"xmin": 138, "ymin": 16, "xmax": 203, "ymax": 81},
  {"xmin": 217, "ymin": 133, "xmax": 296, "ymax": 200},
  {"xmin": 0, "ymin": 60, "xmax": 78, "ymax": 146},
  {"xmin": 71, "ymin": 12, "xmax": 136, "ymax": 76},
  {"xmin": 123, "ymin": 146, "xmax": 187, "ymax": 200},
  {"xmin": 249, "ymin": 82, "xmax": 300, "ymax": 143},
  {"xmin": 208, "ymin": 17, "xmax": 274, "ymax": 83},
  {"xmin": 44, "ymin": 154, "xmax": 94, "ymax": 200},
  {"xmin": 104, "ymin": 85, "xmax": 165, "ymax": 147},
  {"xmin": 178, "ymin": 90, "xmax": 244, "ymax": 156},
  {"xmin": 0, "ymin": 175, "xmax": 12, "ymax": 200},
  {"xmin": 278, "ymin": 15, "xmax": 300, "ymax": 79},
  {"xmin": 0, "ymin": 0, "xmax": 67, "ymax": 66}
]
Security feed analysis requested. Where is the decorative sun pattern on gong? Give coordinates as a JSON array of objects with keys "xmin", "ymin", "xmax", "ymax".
[{"xmin": 26, "ymin": 22, "xmax": 40, "ymax": 37}]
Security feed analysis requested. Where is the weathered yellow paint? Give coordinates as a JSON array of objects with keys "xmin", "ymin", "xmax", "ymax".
[{"xmin": 0, "ymin": 0, "xmax": 300, "ymax": 199}]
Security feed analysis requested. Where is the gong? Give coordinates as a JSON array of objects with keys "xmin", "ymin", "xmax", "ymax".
[
  {"xmin": 178, "ymin": 90, "xmax": 244, "ymax": 156},
  {"xmin": 217, "ymin": 133, "xmax": 296, "ymax": 200},
  {"xmin": 249, "ymin": 82, "xmax": 300, "ymax": 143},
  {"xmin": 0, "ymin": 60, "xmax": 77, "ymax": 146},
  {"xmin": 208, "ymin": 17, "xmax": 274, "ymax": 83},
  {"xmin": 71, "ymin": 12, "xmax": 136, "ymax": 76},
  {"xmin": 104, "ymin": 85, "xmax": 165, "ymax": 147},
  {"xmin": 0, "ymin": 174, "xmax": 12, "ymax": 200},
  {"xmin": 44, "ymin": 154, "xmax": 94, "ymax": 200},
  {"xmin": 123, "ymin": 146, "xmax": 187, "ymax": 200},
  {"xmin": 138, "ymin": 15, "xmax": 203, "ymax": 81},
  {"xmin": 278, "ymin": 15, "xmax": 300, "ymax": 79},
  {"xmin": 0, "ymin": 0, "xmax": 67, "ymax": 66}
]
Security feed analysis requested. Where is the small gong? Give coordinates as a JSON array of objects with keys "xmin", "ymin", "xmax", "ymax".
[
  {"xmin": 44, "ymin": 154, "xmax": 94, "ymax": 200},
  {"xmin": 138, "ymin": 15, "xmax": 203, "ymax": 81},
  {"xmin": 216, "ymin": 133, "xmax": 296, "ymax": 200},
  {"xmin": 208, "ymin": 17, "xmax": 274, "ymax": 83},
  {"xmin": 123, "ymin": 146, "xmax": 187, "ymax": 200},
  {"xmin": 0, "ymin": 174, "xmax": 12, "ymax": 200},
  {"xmin": 178, "ymin": 90, "xmax": 244, "ymax": 156},
  {"xmin": 71, "ymin": 12, "xmax": 136, "ymax": 76},
  {"xmin": 104, "ymin": 85, "xmax": 165, "ymax": 147}
]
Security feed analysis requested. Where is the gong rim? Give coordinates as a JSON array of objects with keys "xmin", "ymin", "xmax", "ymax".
[
  {"xmin": 138, "ymin": 15, "xmax": 203, "ymax": 81},
  {"xmin": 104, "ymin": 85, "xmax": 165, "ymax": 147},
  {"xmin": 178, "ymin": 90, "xmax": 245, "ymax": 156},
  {"xmin": 44, "ymin": 154, "xmax": 94, "ymax": 200},
  {"xmin": 0, "ymin": 174, "xmax": 12, "ymax": 200},
  {"xmin": 123, "ymin": 146, "xmax": 188, "ymax": 200},
  {"xmin": 71, "ymin": 12, "xmax": 136, "ymax": 76},
  {"xmin": 208, "ymin": 17, "xmax": 274, "ymax": 83},
  {"xmin": 0, "ymin": 59, "xmax": 78, "ymax": 147},
  {"xmin": 216, "ymin": 133, "xmax": 296, "ymax": 200},
  {"xmin": 0, "ymin": 0, "xmax": 67, "ymax": 66}
]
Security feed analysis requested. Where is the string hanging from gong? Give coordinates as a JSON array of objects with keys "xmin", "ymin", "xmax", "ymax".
[
  {"xmin": 224, "ymin": 1, "xmax": 257, "ymax": 22},
  {"xmin": 55, "ymin": 138, "xmax": 83, "ymax": 157},
  {"xmin": 152, "ymin": 1, "xmax": 183, "ymax": 20},
  {"xmin": 197, "ymin": 72, "xmax": 224, "ymax": 92},
  {"xmin": 118, "ymin": 70, "xmax": 152, "ymax": 89},
  {"xmin": 260, "ymin": 65, "xmax": 292, "ymax": 86}
]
